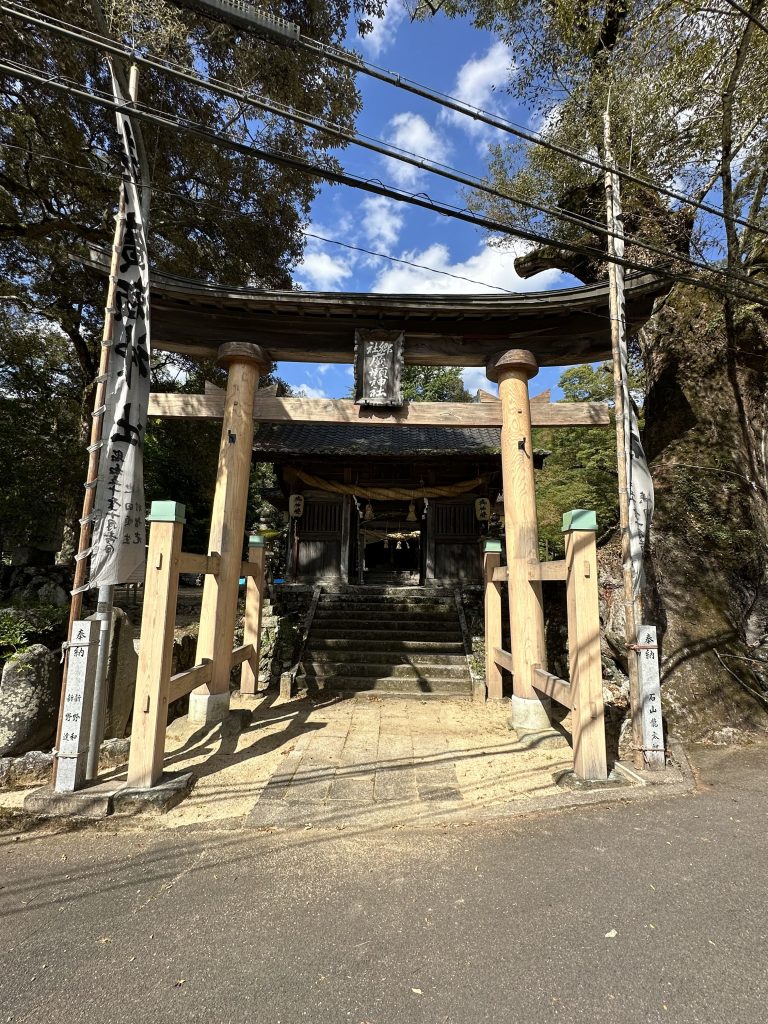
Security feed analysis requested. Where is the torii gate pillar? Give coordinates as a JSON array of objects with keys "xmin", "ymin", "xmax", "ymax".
[
  {"xmin": 486, "ymin": 349, "xmax": 551, "ymax": 735},
  {"xmin": 191, "ymin": 342, "xmax": 268, "ymax": 725}
]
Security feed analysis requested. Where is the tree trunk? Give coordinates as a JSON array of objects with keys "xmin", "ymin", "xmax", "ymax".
[{"xmin": 640, "ymin": 285, "xmax": 768, "ymax": 741}]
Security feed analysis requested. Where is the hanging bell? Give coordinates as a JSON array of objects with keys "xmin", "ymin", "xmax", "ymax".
[
  {"xmin": 364, "ymin": 502, "xmax": 374, "ymax": 521},
  {"xmin": 406, "ymin": 501, "xmax": 417, "ymax": 523},
  {"xmin": 396, "ymin": 540, "xmax": 402, "ymax": 550}
]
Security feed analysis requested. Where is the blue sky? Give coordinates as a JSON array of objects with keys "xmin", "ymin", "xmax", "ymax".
[{"xmin": 279, "ymin": 1, "xmax": 579, "ymax": 402}]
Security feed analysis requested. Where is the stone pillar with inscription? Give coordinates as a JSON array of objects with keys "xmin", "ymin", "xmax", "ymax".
[{"xmin": 192, "ymin": 342, "xmax": 268, "ymax": 725}]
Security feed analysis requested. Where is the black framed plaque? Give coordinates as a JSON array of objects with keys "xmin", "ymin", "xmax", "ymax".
[{"xmin": 353, "ymin": 329, "xmax": 404, "ymax": 407}]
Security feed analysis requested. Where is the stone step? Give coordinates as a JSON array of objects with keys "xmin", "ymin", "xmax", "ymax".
[
  {"xmin": 304, "ymin": 649, "xmax": 470, "ymax": 667},
  {"xmin": 313, "ymin": 606, "xmax": 456, "ymax": 622},
  {"xmin": 302, "ymin": 661, "xmax": 471, "ymax": 680},
  {"xmin": 318, "ymin": 596, "xmax": 455, "ymax": 609},
  {"xmin": 311, "ymin": 627, "xmax": 462, "ymax": 642},
  {"xmin": 297, "ymin": 674, "xmax": 472, "ymax": 695},
  {"xmin": 308, "ymin": 638, "xmax": 467, "ymax": 654}
]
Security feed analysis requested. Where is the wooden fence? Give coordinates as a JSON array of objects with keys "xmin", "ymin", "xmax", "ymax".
[
  {"xmin": 483, "ymin": 509, "xmax": 608, "ymax": 781},
  {"xmin": 126, "ymin": 500, "xmax": 265, "ymax": 789}
]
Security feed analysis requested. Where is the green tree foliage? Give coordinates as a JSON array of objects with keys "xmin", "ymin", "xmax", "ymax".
[
  {"xmin": 0, "ymin": 0, "xmax": 383, "ymax": 557},
  {"xmin": 418, "ymin": 1, "xmax": 767, "ymax": 286},
  {"xmin": 535, "ymin": 364, "xmax": 619, "ymax": 555},
  {"xmin": 401, "ymin": 365, "xmax": 471, "ymax": 402},
  {"xmin": 0, "ymin": 308, "xmax": 83, "ymax": 559}
]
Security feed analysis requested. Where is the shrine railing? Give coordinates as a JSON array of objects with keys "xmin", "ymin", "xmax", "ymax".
[
  {"xmin": 483, "ymin": 509, "xmax": 608, "ymax": 782},
  {"xmin": 126, "ymin": 500, "xmax": 266, "ymax": 790}
]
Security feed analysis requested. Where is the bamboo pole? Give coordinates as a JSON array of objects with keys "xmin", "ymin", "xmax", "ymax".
[
  {"xmin": 54, "ymin": 66, "xmax": 142, "ymax": 773},
  {"xmin": 603, "ymin": 104, "xmax": 645, "ymax": 770}
]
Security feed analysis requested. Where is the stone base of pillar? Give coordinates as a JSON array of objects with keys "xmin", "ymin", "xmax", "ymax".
[
  {"xmin": 506, "ymin": 695, "xmax": 568, "ymax": 749},
  {"xmin": 509, "ymin": 694, "xmax": 551, "ymax": 731},
  {"xmin": 188, "ymin": 691, "xmax": 230, "ymax": 726}
]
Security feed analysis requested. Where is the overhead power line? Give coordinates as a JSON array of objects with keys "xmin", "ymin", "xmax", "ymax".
[
  {"xmin": 3, "ymin": 56, "xmax": 768, "ymax": 309},
  {"xmin": 163, "ymin": 0, "xmax": 768, "ymax": 239},
  {"xmin": 3, "ymin": 3, "xmax": 766, "ymax": 295},
  {"xmin": 4, "ymin": 0, "xmax": 767, "ymax": 243},
  {"xmin": 0, "ymin": 138, "xmax": 521, "ymax": 293}
]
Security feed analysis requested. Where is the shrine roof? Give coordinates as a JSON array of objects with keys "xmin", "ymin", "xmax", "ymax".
[
  {"xmin": 86, "ymin": 252, "xmax": 668, "ymax": 367},
  {"xmin": 252, "ymin": 422, "xmax": 503, "ymax": 459}
]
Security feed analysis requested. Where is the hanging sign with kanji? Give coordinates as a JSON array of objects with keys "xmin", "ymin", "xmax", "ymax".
[
  {"xmin": 89, "ymin": 68, "xmax": 151, "ymax": 588},
  {"xmin": 353, "ymin": 329, "xmax": 404, "ymax": 408}
]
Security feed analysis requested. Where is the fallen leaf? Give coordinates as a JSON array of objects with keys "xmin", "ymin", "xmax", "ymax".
[
  {"xmin": 412, "ymin": 988, "xmax": 423, "ymax": 995},
  {"xmin": 605, "ymin": 929, "xmax": 618, "ymax": 938},
  {"xmin": 174, "ymin": 979, "xmax": 185, "ymax": 988}
]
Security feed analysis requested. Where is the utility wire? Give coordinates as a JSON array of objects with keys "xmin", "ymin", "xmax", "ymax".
[
  {"xmin": 3, "ymin": 57, "xmax": 768, "ymax": 308},
  {"xmin": 0, "ymin": 137, "xmax": 521, "ymax": 293},
  {"xmin": 5, "ymin": 0, "xmax": 767, "ymax": 242},
  {"xmin": 3, "ymin": 6, "xmax": 766, "ymax": 297},
  {"xmin": 171, "ymin": 0, "xmax": 768, "ymax": 239},
  {"xmin": 0, "ymin": 3, "xmax": 709, "ymax": 260}
]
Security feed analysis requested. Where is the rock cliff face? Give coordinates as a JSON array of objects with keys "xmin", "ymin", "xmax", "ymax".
[{"xmin": 639, "ymin": 286, "xmax": 768, "ymax": 740}]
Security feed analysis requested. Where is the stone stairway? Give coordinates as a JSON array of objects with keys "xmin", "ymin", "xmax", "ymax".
[{"xmin": 297, "ymin": 587, "xmax": 473, "ymax": 698}]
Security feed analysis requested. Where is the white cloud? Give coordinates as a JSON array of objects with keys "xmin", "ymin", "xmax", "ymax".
[
  {"xmin": 295, "ymin": 245, "xmax": 354, "ymax": 291},
  {"xmin": 298, "ymin": 384, "xmax": 329, "ymax": 400},
  {"xmin": 316, "ymin": 363, "xmax": 332, "ymax": 376},
  {"xmin": 359, "ymin": 0, "xmax": 407, "ymax": 58},
  {"xmin": 360, "ymin": 196, "xmax": 405, "ymax": 250},
  {"xmin": 441, "ymin": 42, "xmax": 513, "ymax": 143},
  {"xmin": 462, "ymin": 367, "xmax": 497, "ymax": 397},
  {"xmin": 383, "ymin": 112, "xmax": 449, "ymax": 189},
  {"xmin": 370, "ymin": 238, "xmax": 566, "ymax": 295}
]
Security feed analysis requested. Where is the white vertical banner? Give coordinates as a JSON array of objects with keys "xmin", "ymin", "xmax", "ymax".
[
  {"xmin": 610, "ymin": 167, "xmax": 654, "ymax": 599},
  {"xmin": 89, "ymin": 68, "xmax": 151, "ymax": 588}
]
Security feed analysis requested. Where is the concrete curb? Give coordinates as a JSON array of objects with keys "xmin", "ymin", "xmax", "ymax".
[{"xmin": 20, "ymin": 772, "xmax": 196, "ymax": 821}]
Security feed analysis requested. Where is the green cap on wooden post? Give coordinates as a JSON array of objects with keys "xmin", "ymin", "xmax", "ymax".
[
  {"xmin": 562, "ymin": 509, "xmax": 597, "ymax": 533},
  {"xmin": 147, "ymin": 500, "xmax": 186, "ymax": 524},
  {"xmin": 483, "ymin": 538, "xmax": 503, "ymax": 553},
  {"xmin": 248, "ymin": 534, "xmax": 265, "ymax": 547}
]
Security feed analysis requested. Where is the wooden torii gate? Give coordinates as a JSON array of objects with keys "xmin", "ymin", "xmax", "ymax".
[{"xmin": 86, "ymin": 266, "xmax": 666, "ymax": 788}]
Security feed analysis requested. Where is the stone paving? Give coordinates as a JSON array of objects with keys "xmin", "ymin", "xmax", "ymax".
[{"xmin": 149, "ymin": 691, "xmax": 584, "ymax": 831}]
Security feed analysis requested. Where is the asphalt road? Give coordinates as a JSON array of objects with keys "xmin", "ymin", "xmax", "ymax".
[{"xmin": 1, "ymin": 744, "xmax": 767, "ymax": 1024}]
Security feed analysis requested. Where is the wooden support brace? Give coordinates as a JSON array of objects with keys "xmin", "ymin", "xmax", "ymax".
[
  {"xmin": 533, "ymin": 666, "xmax": 572, "ymax": 708},
  {"xmin": 483, "ymin": 541, "xmax": 503, "ymax": 700},
  {"xmin": 147, "ymin": 393, "xmax": 611, "ymax": 428},
  {"xmin": 126, "ymin": 502, "xmax": 185, "ymax": 789},
  {"xmin": 178, "ymin": 552, "xmax": 221, "ymax": 576},
  {"xmin": 240, "ymin": 536, "xmax": 265, "ymax": 696},
  {"xmin": 231, "ymin": 643, "xmax": 254, "ymax": 669},
  {"xmin": 528, "ymin": 560, "xmax": 568, "ymax": 581},
  {"xmin": 168, "ymin": 661, "xmax": 213, "ymax": 704},
  {"xmin": 493, "ymin": 647, "xmax": 515, "ymax": 674},
  {"xmin": 492, "ymin": 565, "xmax": 508, "ymax": 583}
]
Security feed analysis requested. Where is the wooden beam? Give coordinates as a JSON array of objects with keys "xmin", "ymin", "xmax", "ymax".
[
  {"xmin": 147, "ymin": 393, "xmax": 610, "ymax": 428},
  {"xmin": 528, "ymin": 559, "xmax": 568, "ymax": 581},
  {"xmin": 178, "ymin": 552, "xmax": 221, "ymax": 576},
  {"xmin": 168, "ymin": 661, "xmax": 213, "ymax": 704},
  {"xmin": 231, "ymin": 643, "xmax": 254, "ymax": 669},
  {"xmin": 533, "ymin": 666, "xmax": 572, "ymax": 708},
  {"xmin": 492, "ymin": 565, "xmax": 508, "ymax": 583},
  {"xmin": 484, "ymin": 547, "xmax": 503, "ymax": 700},
  {"xmin": 493, "ymin": 647, "xmax": 515, "ymax": 674}
]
